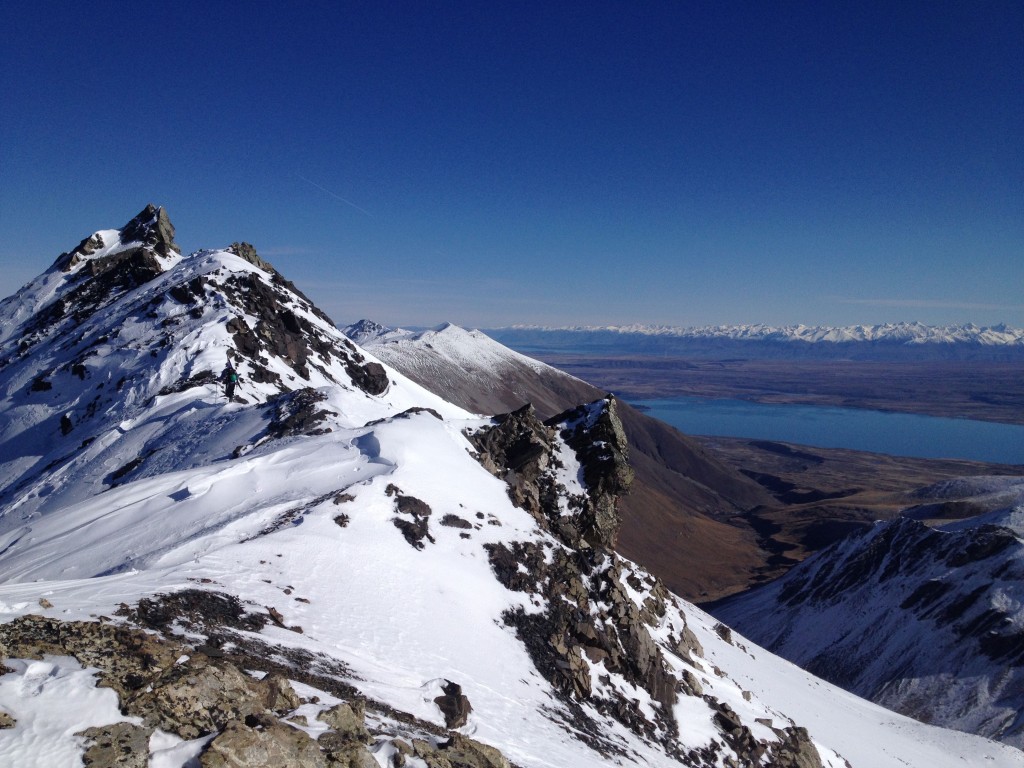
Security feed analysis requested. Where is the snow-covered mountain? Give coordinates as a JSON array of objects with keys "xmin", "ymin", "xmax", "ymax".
[
  {"xmin": 487, "ymin": 322, "xmax": 1024, "ymax": 361},
  {"xmin": 0, "ymin": 207, "xmax": 1019, "ymax": 767},
  {"xmin": 496, "ymin": 322, "xmax": 1024, "ymax": 345},
  {"xmin": 341, "ymin": 320, "xmax": 592, "ymax": 419},
  {"xmin": 343, "ymin": 319, "xmax": 776, "ymax": 602},
  {"xmin": 712, "ymin": 477, "xmax": 1024, "ymax": 749}
]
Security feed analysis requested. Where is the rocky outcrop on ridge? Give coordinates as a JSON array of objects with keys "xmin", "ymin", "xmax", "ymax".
[
  {"xmin": 14, "ymin": 205, "xmax": 178, "ymax": 358},
  {"xmin": 214, "ymin": 249, "xmax": 388, "ymax": 394},
  {"xmin": 0, "ymin": 208, "xmax": 410, "ymax": 517},
  {"xmin": 468, "ymin": 397, "xmax": 824, "ymax": 767},
  {"xmin": 467, "ymin": 397, "xmax": 632, "ymax": 550}
]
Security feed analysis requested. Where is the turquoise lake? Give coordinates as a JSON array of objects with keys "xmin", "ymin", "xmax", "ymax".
[{"xmin": 628, "ymin": 397, "xmax": 1024, "ymax": 465}]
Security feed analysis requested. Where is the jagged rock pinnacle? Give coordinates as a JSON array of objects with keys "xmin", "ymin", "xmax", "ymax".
[
  {"xmin": 226, "ymin": 242, "xmax": 275, "ymax": 273},
  {"xmin": 119, "ymin": 204, "xmax": 180, "ymax": 258},
  {"xmin": 53, "ymin": 204, "xmax": 179, "ymax": 273}
]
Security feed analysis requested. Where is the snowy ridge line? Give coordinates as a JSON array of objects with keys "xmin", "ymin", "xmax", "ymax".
[
  {"xmin": 344, "ymin": 320, "xmax": 551, "ymax": 375},
  {"xmin": 493, "ymin": 321, "xmax": 1024, "ymax": 346}
]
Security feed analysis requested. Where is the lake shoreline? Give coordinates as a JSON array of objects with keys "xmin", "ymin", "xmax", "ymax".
[
  {"xmin": 628, "ymin": 394, "xmax": 1024, "ymax": 465},
  {"xmin": 528, "ymin": 355, "xmax": 1024, "ymax": 427}
]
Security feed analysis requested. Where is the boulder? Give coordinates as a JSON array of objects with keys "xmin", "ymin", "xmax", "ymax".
[
  {"xmin": 317, "ymin": 700, "xmax": 371, "ymax": 743},
  {"xmin": 79, "ymin": 722, "xmax": 152, "ymax": 768},
  {"xmin": 433, "ymin": 680, "xmax": 473, "ymax": 728},
  {"xmin": 200, "ymin": 720, "xmax": 328, "ymax": 768}
]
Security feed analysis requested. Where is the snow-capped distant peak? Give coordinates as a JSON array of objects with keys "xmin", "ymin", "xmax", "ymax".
[
  {"xmin": 498, "ymin": 321, "xmax": 1024, "ymax": 346},
  {"xmin": 341, "ymin": 318, "xmax": 396, "ymax": 344}
]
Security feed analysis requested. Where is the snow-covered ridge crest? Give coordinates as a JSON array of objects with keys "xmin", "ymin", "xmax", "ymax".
[
  {"xmin": 0, "ymin": 204, "xmax": 181, "ymax": 347},
  {"xmin": 344, "ymin": 319, "xmax": 550, "ymax": 374},
  {"xmin": 498, "ymin": 321, "xmax": 1024, "ymax": 346},
  {"xmin": 0, "ymin": 208, "xmax": 465, "ymax": 521}
]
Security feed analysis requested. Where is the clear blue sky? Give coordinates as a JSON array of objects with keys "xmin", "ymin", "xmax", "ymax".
[{"xmin": 1, "ymin": 2, "xmax": 1021, "ymax": 329}]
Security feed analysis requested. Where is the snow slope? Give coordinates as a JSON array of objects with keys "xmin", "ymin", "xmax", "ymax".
[
  {"xmin": 713, "ymin": 478, "xmax": 1024, "ymax": 749},
  {"xmin": 0, "ymin": 208, "xmax": 1019, "ymax": 767},
  {"xmin": 342, "ymin": 320, "xmax": 576, "ymax": 418}
]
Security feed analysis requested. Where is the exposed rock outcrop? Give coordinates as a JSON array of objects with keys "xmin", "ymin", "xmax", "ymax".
[
  {"xmin": 266, "ymin": 388, "xmax": 338, "ymax": 439},
  {"xmin": 434, "ymin": 680, "xmax": 473, "ymax": 728},
  {"xmin": 466, "ymin": 396, "xmax": 631, "ymax": 550},
  {"xmin": 549, "ymin": 398, "xmax": 633, "ymax": 548},
  {"xmin": 79, "ymin": 722, "xmax": 151, "ymax": 768},
  {"xmin": 466, "ymin": 397, "xmax": 824, "ymax": 766},
  {"xmin": 201, "ymin": 719, "xmax": 328, "ymax": 768},
  {"xmin": 216, "ymin": 256, "xmax": 389, "ymax": 395},
  {"xmin": 0, "ymin": 607, "xmax": 521, "ymax": 768}
]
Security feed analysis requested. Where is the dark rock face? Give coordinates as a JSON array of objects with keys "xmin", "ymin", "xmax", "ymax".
[
  {"xmin": 216, "ymin": 262, "xmax": 388, "ymax": 396},
  {"xmin": 466, "ymin": 397, "xmax": 632, "ymax": 550},
  {"xmin": 466, "ymin": 404, "xmax": 556, "ymax": 526},
  {"xmin": 548, "ymin": 399, "xmax": 633, "ymax": 548},
  {"xmin": 465, "ymin": 396, "xmax": 826, "ymax": 767},
  {"xmin": 266, "ymin": 388, "xmax": 337, "ymax": 439},
  {"xmin": 433, "ymin": 680, "xmax": 473, "ymax": 728},
  {"xmin": 387, "ymin": 484, "xmax": 435, "ymax": 549},
  {"xmin": 118, "ymin": 204, "xmax": 180, "ymax": 259},
  {"xmin": 53, "ymin": 204, "xmax": 179, "ymax": 274},
  {"xmin": 347, "ymin": 360, "xmax": 389, "ymax": 396},
  {"xmin": 134, "ymin": 589, "xmax": 268, "ymax": 633}
]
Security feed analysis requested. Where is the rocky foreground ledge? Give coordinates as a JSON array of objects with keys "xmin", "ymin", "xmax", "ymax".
[{"xmin": 0, "ymin": 597, "xmax": 516, "ymax": 768}]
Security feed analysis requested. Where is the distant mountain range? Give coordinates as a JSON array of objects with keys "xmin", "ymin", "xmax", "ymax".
[{"xmin": 485, "ymin": 322, "xmax": 1024, "ymax": 360}]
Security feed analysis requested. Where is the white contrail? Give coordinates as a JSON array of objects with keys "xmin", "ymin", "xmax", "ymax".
[{"xmin": 294, "ymin": 173, "xmax": 374, "ymax": 218}]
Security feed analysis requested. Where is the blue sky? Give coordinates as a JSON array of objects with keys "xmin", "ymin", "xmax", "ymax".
[{"xmin": 1, "ymin": 2, "xmax": 1021, "ymax": 329}]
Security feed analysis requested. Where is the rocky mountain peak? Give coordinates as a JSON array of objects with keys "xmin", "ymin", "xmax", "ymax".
[
  {"xmin": 117, "ymin": 203, "xmax": 179, "ymax": 258},
  {"xmin": 342, "ymin": 318, "xmax": 394, "ymax": 344},
  {"xmin": 53, "ymin": 204, "xmax": 179, "ymax": 274}
]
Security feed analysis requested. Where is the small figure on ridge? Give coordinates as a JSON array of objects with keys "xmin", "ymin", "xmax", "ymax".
[{"xmin": 221, "ymin": 361, "xmax": 239, "ymax": 400}]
